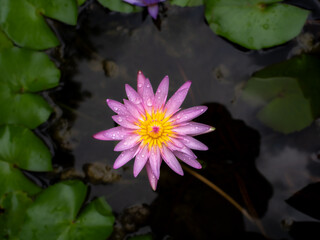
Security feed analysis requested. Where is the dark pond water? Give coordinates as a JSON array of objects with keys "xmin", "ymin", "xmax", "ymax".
[{"xmin": 38, "ymin": 0, "xmax": 320, "ymax": 239}]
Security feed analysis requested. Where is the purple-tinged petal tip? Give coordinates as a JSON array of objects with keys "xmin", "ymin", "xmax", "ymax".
[
  {"xmin": 146, "ymin": 162, "xmax": 158, "ymax": 191},
  {"xmin": 148, "ymin": 4, "xmax": 159, "ymax": 19},
  {"xmin": 113, "ymin": 145, "xmax": 139, "ymax": 169}
]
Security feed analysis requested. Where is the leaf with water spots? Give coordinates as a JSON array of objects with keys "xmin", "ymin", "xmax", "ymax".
[
  {"xmin": 205, "ymin": 0, "xmax": 309, "ymax": 49},
  {"xmin": 0, "ymin": 0, "xmax": 78, "ymax": 50},
  {"xmin": 0, "ymin": 47, "xmax": 60, "ymax": 129},
  {"xmin": 17, "ymin": 180, "xmax": 115, "ymax": 240}
]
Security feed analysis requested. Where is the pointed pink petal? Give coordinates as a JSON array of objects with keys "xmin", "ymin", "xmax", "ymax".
[
  {"xmin": 178, "ymin": 135, "xmax": 208, "ymax": 151},
  {"xmin": 112, "ymin": 115, "xmax": 139, "ymax": 129},
  {"xmin": 167, "ymin": 141, "xmax": 197, "ymax": 159},
  {"xmin": 154, "ymin": 75, "xmax": 169, "ymax": 110},
  {"xmin": 133, "ymin": 144, "xmax": 149, "ymax": 177},
  {"xmin": 114, "ymin": 134, "xmax": 141, "ymax": 152},
  {"xmin": 137, "ymin": 71, "xmax": 146, "ymax": 96},
  {"xmin": 149, "ymin": 146, "xmax": 161, "ymax": 179},
  {"xmin": 113, "ymin": 145, "xmax": 139, "ymax": 169},
  {"xmin": 177, "ymin": 81, "xmax": 192, "ymax": 91},
  {"xmin": 124, "ymin": 99, "xmax": 144, "ymax": 120},
  {"xmin": 142, "ymin": 78, "xmax": 154, "ymax": 115},
  {"xmin": 146, "ymin": 162, "xmax": 158, "ymax": 191},
  {"xmin": 164, "ymin": 81, "xmax": 191, "ymax": 118},
  {"xmin": 107, "ymin": 99, "xmax": 127, "ymax": 115},
  {"xmin": 169, "ymin": 137, "xmax": 185, "ymax": 149},
  {"xmin": 160, "ymin": 145, "xmax": 184, "ymax": 176},
  {"xmin": 93, "ymin": 126, "xmax": 130, "ymax": 141},
  {"xmin": 174, "ymin": 122, "xmax": 214, "ymax": 136},
  {"xmin": 174, "ymin": 151, "xmax": 202, "ymax": 169},
  {"xmin": 148, "ymin": 4, "xmax": 159, "ymax": 19},
  {"xmin": 170, "ymin": 106, "xmax": 208, "ymax": 124},
  {"xmin": 125, "ymin": 84, "xmax": 143, "ymax": 105}
]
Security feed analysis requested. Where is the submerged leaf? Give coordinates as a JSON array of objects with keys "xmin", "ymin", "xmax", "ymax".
[
  {"xmin": 0, "ymin": 0, "xmax": 77, "ymax": 49},
  {"xmin": 18, "ymin": 180, "xmax": 114, "ymax": 240},
  {"xmin": 286, "ymin": 182, "xmax": 320, "ymax": 221},
  {"xmin": 242, "ymin": 55, "xmax": 320, "ymax": 133},
  {"xmin": 0, "ymin": 47, "xmax": 60, "ymax": 128},
  {"xmin": 205, "ymin": 0, "xmax": 309, "ymax": 49}
]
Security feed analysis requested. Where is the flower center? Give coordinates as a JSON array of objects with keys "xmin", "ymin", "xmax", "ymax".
[{"xmin": 136, "ymin": 110, "xmax": 174, "ymax": 148}]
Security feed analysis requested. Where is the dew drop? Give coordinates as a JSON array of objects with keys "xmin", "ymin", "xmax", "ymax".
[
  {"xmin": 146, "ymin": 98, "xmax": 153, "ymax": 107},
  {"xmin": 141, "ymin": 154, "xmax": 145, "ymax": 158},
  {"xmin": 118, "ymin": 117, "xmax": 123, "ymax": 122},
  {"xmin": 114, "ymin": 107, "xmax": 118, "ymax": 111},
  {"xmin": 146, "ymin": 84, "xmax": 150, "ymax": 88},
  {"xmin": 138, "ymin": 83, "xmax": 142, "ymax": 88}
]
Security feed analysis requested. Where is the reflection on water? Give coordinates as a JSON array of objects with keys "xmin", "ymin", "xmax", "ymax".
[{"xmin": 46, "ymin": 1, "xmax": 320, "ymax": 239}]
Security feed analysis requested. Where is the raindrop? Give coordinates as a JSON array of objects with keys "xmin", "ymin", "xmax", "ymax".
[
  {"xmin": 146, "ymin": 99, "xmax": 153, "ymax": 107},
  {"xmin": 141, "ymin": 154, "xmax": 145, "ymax": 158},
  {"xmin": 114, "ymin": 107, "xmax": 118, "ymax": 111},
  {"xmin": 146, "ymin": 84, "xmax": 150, "ymax": 88},
  {"xmin": 138, "ymin": 83, "xmax": 142, "ymax": 88},
  {"xmin": 118, "ymin": 117, "xmax": 123, "ymax": 122},
  {"xmin": 157, "ymin": 89, "xmax": 161, "ymax": 93}
]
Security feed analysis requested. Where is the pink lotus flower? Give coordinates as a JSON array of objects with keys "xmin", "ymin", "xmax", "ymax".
[
  {"xmin": 123, "ymin": 0, "xmax": 166, "ymax": 19},
  {"xmin": 94, "ymin": 71, "xmax": 214, "ymax": 190}
]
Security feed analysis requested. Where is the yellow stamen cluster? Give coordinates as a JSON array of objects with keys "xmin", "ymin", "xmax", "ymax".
[{"xmin": 136, "ymin": 110, "xmax": 174, "ymax": 149}]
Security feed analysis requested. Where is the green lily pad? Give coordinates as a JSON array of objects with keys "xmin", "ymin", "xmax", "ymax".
[
  {"xmin": 18, "ymin": 180, "xmax": 115, "ymax": 240},
  {"xmin": 0, "ymin": 125, "xmax": 52, "ymax": 171},
  {"xmin": 77, "ymin": 0, "xmax": 86, "ymax": 6},
  {"xmin": 0, "ymin": 47, "xmax": 60, "ymax": 128},
  {"xmin": 0, "ymin": 191, "xmax": 33, "ymax": 239},
  {"xmin": 205, "ymin": 0, "xmax": 309, "ymax": 49},
  {"xmin": 242, "ymin": 55, "xmax": 320, "ymax": 133},
  {"xmin": 0, "ymin": 161, "xmax": 41, "ymax": 197},
  {"xmin": 0, "ymin": 29, "xmax": 13, "ymax": 52},
  {"xmin": 170, "ymin": 0, "xmax": 203, "ymax": 7},
  {"xmin": 0, "ymin": 0, "xmax": 77, "ymax": 50},
  {"xmin": 97, "ymin": 0, "xmax": 142, "ymax": 13}
]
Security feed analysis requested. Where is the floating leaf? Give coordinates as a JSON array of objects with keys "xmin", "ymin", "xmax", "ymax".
[
  {"xmin": 286, "ymin": 182, "xmax": 320, "ymax": 221},
  {"xmin": 0, "ymin": 191, "xmax": 33, "ymax": 239},
  {"xmin": 97, "ymin": 0, "xmax": 142, "ymax": 13},
  {"xmin": 170, "ymin": 0, "xmax": 203, "ymax": 7},
  {"xmin": 0, "ymin": 125, "xmax": 52, "ymax": 171},
  {"xmin": 0, "ymin": 47, "xmax": 60, "ymax": 128},
  {"xmin": 18, "ymin": 180, "xmax": 115, "ymax": 240},
  {"xmin": 242, "ymin": 55, "xmax": 320, "ymax": 133},
  {"xmin": 205, "ymin": 0, "xmax": 309, "ymax": 49},
  {"xmin": 0, "ymin": 29, "xmax": 13, "ymax": 52},
  {"xmin": 77, "ymin": 0, "xmax": 86, "ymax": 6},
  {"xmin": 0, "ymin": 161, "xmax": 41, "ymax": 197},
  {"xmin": 0, "ymin": 0, "xmax": 78, "ymax": 50}
]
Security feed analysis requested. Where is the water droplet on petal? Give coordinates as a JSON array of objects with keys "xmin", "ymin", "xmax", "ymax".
[
  {"xmin": 138, "ymin": 83, "xmax": 142, "ymax": 88},
  {"xmin": 146, "ymin": 84, "xmax": 150, "ymax": 88},
  {"xmin": 114, "ymin": 107, "xmax": 118, "ymax": 111},
  {"xmin": 141, "ymin": 154, "xmax": 145, "ymax": 158},
  {"xmin": 118, "ymin": 117, "xmax": 123, "ymax": 122},
  {"xmin": 147, "ymin": 98, "xmax": 153, "ymax": 107}
]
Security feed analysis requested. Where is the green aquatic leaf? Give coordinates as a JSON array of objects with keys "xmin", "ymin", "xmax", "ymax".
[
  {"xmin": 242, "ymin": 55, "xmax": 320, "ymax": 133},
  {"xmin": 0, "ymin": 0, "xmax": 77, "ymax": 50},
  {"xmin": 205, "ymin": 0, "xmax": 309, "ymax": 49},
  {"xmin": 170, "ymin": 0, "xmax": 203, "ymax": 7},
  {"xmin": 18, "ymin": 180, "xmax": 115, "ymax": 240},
  {"xmin": 0, "ymin": 47, "xmax": 60, "ymax": 128},
  {"xmin": 0, "ymin": 29, "xmax": 13, "ymax": 52},
  {"xmin": 0, "ymin": 125, "xmax": 52, "ymax": 171},
  {"xmin": 77, "ymin": 0, "xmax": 86, "ymax": 6},
  {"xmin": 97, "ymin": 0, "xmax": 142, "ymax": 13},
  {"xmin": 0, "ymin": 191, "xmax": 33, "ymax": 239},
  {"xmin": 0, "ymin": 161, "xmax": 41, "ymax": 197}
]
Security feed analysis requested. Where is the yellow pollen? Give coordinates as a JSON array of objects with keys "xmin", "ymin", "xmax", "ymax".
[{"xmin": 135, "ymin": 110, "xmax": 174, "ymax": 149}]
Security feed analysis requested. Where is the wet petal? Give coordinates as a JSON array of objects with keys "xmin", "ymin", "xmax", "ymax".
[
  {"xmin": 164, "ymin": 82, "xmax": 191, "ymax": 118},
  {"xmin": 125, "ymin": 84, "xmax": 143, "ymax": 105},
  {"xmin": 174, "ymin": 122, "xmax": 215, "ymax": 136},
  {"xmin": 114, "ymin": 134, "xmax": 141, "ymax": 151},
  {"xmin": 124, "ymin": 99, "xmax": 144, "ymax": 120},
  {"xmin": 137, "ymin": 71, "xmax": 146, "ymax": 96},
  {"xmin": 167, "ymin": 141, "xmax": 197, "ymax": 159},
  {"xmin": 177, "ymin": 80, "xmax": 192, "ymax": 92},
  {"xmin": 161, "ymin": 145, "xmax": 184, "ymax": 175},
  {"xmin": 148, "ymin": 4, "xmax": 159, "ymax": 19},
  {"xmin": 107, "ymin": 99, "xmax": 127, "ymax": 115},
  {"xmin": 142, "ymin": 78, "xmax": 154, "ymax": 115},
  {"xmin": 93, "ymin": 126, "xmax": 130, "ymax": 141},
  {"xmin": 154, "ymin": 75, "xmax": 169, "ymax": 110},
  {"xmin": 113, "ymin": 145, "xmax": 139, "ymax": 169},
  {"xmin": 112, "ymin": 115, "xmax": 139, "ymax": 129},
  {"xmin": 133, "ymin": 144, "xmax": 149, "ymax": 177},
  {"xmin": 174, "ymin": 151, "xmax": 202, "ymax": 169},
  {"xmin": 178, "ymin": 135, "xmax": 208, "ymax": 151},
  {"xmin": 146, "ymin": 162, "xmax": 158, "ymax": 191},
  {"xmin": 149, "ymin": 146, "xmax": 161, "ymax": 179},
  {"xmin": 170, "ymin": 106, "xmax": 208, "ymax": 124}
]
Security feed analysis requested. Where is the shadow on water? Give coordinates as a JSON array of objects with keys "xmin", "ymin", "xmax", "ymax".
[{"xmin": 43, "ymin": 0, "xmax": 320, "ymax": 239}]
